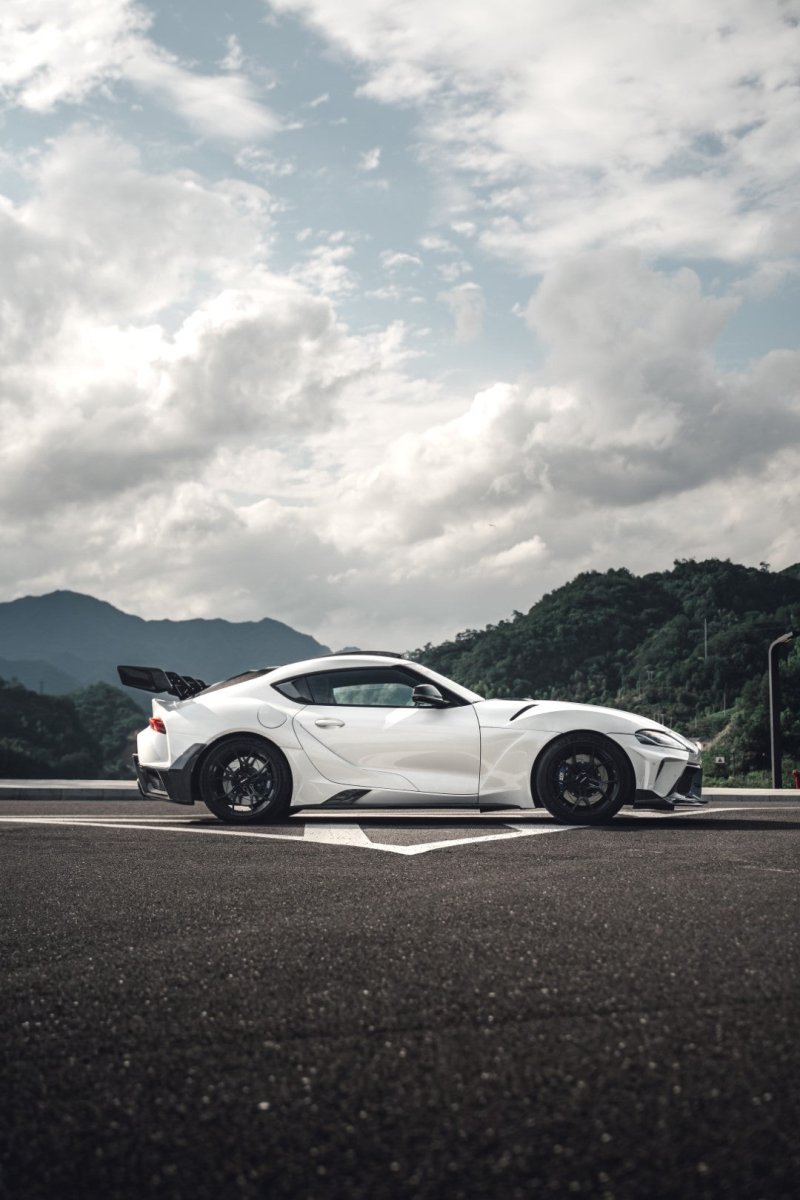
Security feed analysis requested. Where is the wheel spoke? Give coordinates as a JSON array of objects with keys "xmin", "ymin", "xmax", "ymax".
[
  {"xmin": 210, "ymin": 751, "xmax": 276, "ymax": 810},
  {"xmin": 199, "ymin": 740, "xmax": 288, "ymax": 823},
  {"xmin": 553, "ymin": 748, "xmax": 616, "ymax": 810}
]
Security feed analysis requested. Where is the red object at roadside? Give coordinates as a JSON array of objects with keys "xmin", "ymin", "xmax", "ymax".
[{"xmin": 793, "ymin": 768, "xmax": 800, "ymax": 790}]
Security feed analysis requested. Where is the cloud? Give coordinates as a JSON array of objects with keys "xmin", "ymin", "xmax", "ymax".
[
  {"xmin": 221, "ymin": 34, "xmax": 244, "ymax": 72},
  {"xmin": 322, "ymin": 252, "xmax": 800, "ymax": 597},
  {"xmin": 1, "ymin": 8, "xmax": 799, "ymax": 651},
  {"xmin": 291, "ymin": 239, "xmax": 358, "ymax": 296},
  {"xmin": 0, "ymin": 129, "xmax": 413, "ymax": 522},
  {"xmin": 440, "ymin": 282, "xmax": 485, "ymax": 342},
  {"xmin": 2, "ymin": 141, "xmax": 798, "ymax": 648},
  {"xmin": 380, "ymin": 251, "xmax": 422, "ymax": 271},
  {"xmin": 358, "ymin": 146, "xmax": 382, "ymax": 171},
  {"xmin": 0, "ymin": 0, "xmax": 146, "ymax": 108},
  {"xmin": 0, "ymin": 0, "xmax": 278, "ymax": 139},
  {"xmin": 124, "ymin": 44, "xmax": 279, "ymax": 140},
  {"xmin": 9, "ymin": 130, "xmax": 275, "ymax": 324},
  {"xmin": 269, "ymin": 0, "xmax": 800, "ymax": 269}
]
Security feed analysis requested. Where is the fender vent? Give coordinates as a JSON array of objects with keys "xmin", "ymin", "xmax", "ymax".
[{"xmin": 509, "ymin": 703, "xmax": 538, "ymax": 721}]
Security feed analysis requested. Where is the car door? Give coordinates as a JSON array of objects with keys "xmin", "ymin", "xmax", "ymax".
[{"xmin": 290, "ymin": 666, "xmax": 480, "ymax": 803}]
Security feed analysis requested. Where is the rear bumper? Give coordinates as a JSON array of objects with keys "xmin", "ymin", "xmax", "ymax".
[
  {"xmin": 635, "ymin": 764, "xmax": 705, "ymax": 811},
  {"xmin": 134, "ymin": 744, "xmax": 204, "ymax": 805}
]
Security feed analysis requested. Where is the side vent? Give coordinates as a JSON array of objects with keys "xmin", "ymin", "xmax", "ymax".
[
  {"xmin": 509, "ymin": 703, "xmax": 538, "ymax": 722},
  {"xmin": 321, "ymin": 789, "xmax": 371, "ymax": 806}
]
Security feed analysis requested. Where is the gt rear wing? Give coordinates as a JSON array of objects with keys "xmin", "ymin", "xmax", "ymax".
[{"xmin": 117, "ymin": 664, "xmax": 208, "ymax": 700}]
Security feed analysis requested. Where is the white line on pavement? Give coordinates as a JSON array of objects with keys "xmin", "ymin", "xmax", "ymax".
[
  {"xmin": 303, "ymin": 822, "xmax": 375, "ymax": 847},
  {"xmin": 0, "ymin": 807, "xmax": 793, "ymax": 857},
  {"xmin": 0, "ymin": 815, "xmax": 576, "ymax": 856}
]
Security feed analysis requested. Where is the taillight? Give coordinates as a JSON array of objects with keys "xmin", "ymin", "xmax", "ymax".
[{"xmin": 149, "ymin": 717, "xmax": 166, "ymax": 734}]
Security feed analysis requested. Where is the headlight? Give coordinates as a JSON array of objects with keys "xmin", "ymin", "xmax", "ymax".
[{"xmin": 635, "ymin": 729, "xmax": 692, "ymax": 751}]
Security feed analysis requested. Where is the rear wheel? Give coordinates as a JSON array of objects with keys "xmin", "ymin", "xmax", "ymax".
[
  {"xmin": 534, "ymin": 733, "xmax": 633, "ymax": 825},
  {"xmin": 197, "ymin": 736, "xmax": 291, "ymax": 824}
]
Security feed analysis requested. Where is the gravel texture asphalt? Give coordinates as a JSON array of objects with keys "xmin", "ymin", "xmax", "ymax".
[{"xmin": 1, "ymin": 800, "xmax": 799, "ymax": 1200}]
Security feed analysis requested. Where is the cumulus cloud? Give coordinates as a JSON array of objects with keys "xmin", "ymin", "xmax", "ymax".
[
  {"xmin": 1, "ymin": 5, "xmax": 798, "ymax": 650},
  {"xmin": 0, "ymin": 0, "xmax": 277, "ymax": 139},
  {"xmin": 316, "ymin": 251, "xmax": 800, "ymax": 630},
  {"xmin": 269, "ymin": 0, "xmax": 800, "ymax": 270},
  {"xmin": 0, "ymin": 129, "xmax": 412, "ymax": 523},
  {"xmin": 440, "ymin": 282, "xmax": 485, "ymax": 342},
  {"xmin": 2, "ymin": 144, "xmax": 798, "ymax": 647}
]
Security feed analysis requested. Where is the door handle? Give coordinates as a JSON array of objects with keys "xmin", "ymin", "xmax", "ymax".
[{"xmin": 315, "ymin": 717, "xmax": 345, "ymax": 728}]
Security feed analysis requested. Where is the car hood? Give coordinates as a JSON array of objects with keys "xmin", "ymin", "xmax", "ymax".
[{"xmin": 474, "ymin": 697, "xmax": 688, "ymax": 740}]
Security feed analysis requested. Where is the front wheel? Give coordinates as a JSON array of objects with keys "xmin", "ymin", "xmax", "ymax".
[
  {"xmin": 534, "ymin": 733, "xmax": 633, "ymax": 825},
  {"xmin": 197, "ymin": 737, "xmax": 291, "ymax": 824}
]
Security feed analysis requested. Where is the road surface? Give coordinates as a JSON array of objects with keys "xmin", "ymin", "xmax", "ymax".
[{"xmin": 1, "ymin": 799, "xmax": 798, "ymax": 1199}]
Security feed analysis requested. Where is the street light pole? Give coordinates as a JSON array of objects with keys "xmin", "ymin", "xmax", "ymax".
[{"xmin": 769, "ymin": 632, "xmax": 795, "ymax": 788}]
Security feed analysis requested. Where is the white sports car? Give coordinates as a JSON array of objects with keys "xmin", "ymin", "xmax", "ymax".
[{"xmin": 119, "ymin": 653, "xmax": 704, "ymax": 826}]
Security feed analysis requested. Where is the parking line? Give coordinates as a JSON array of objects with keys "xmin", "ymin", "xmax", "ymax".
[
  {"xmin": 0, "ymin": 815, "xmax": 576, "ymax": 856},
  {"xmin": 0, "ymin": 807, "xmax": 794, "ymax": 857}
]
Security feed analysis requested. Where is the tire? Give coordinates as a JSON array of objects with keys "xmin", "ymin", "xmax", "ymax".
[
  {"xmin": 197, "ymin": 736, "xmax": 291, "ymax": 824},
  {"xmin": 534, "ymin": 733, "xmax": 633, "ymax": 825}
]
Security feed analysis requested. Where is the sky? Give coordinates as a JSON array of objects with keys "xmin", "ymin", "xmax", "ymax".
[{"xmin": 0, "ymin": 0, "xmax": 798, "ymax": 651}]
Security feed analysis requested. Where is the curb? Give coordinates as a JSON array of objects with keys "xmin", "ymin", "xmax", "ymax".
[
  {"xmin": 0, "ymin": 780, "xmax": 140, "ymax": 801},
  {"xmin": 703, "ymin": 788, "xmax": 799, "ymax": 801}
]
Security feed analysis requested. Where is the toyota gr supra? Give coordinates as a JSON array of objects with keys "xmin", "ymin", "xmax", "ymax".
[{"xmin": 118, "ymin": 654, "xmax": 704, "ymax": 826}]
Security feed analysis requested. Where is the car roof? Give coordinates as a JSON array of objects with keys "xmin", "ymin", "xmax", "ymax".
[
  {"xmin": 267, "ymin": 653, "xmax": 414, "ymax": 680},
  {"xmin": 265, "ymin": 654, "xmax": 483, "ymax": 703}
]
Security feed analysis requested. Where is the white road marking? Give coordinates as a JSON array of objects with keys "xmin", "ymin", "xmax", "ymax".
[
  {"xmin": 381, "ymin": 825, "xmax": 577, "ymax": 856},
  {"xmin": 303, "ymin": 822, "xmax": 375, "ymax": 847},
  {"xmin": 0, "ymin": 806, "xmax": 794, "ymax": 856},
  {"xmin": 0, "ymin": 815, "xmax": 576, "ymax": 855},
  {"xmin": 621, "ymin": 806, "xmax": 797, "ymax": 818}
]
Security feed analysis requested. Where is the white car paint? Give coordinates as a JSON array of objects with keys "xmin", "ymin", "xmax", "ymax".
[{"xmin": 132, "ymin": 653, "xmax": 701, "ymax": 819}]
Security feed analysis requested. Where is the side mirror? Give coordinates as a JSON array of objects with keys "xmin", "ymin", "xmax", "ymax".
[{"xmin": 412, "ymin": 683, "xmax": 450, "ymax": 708}]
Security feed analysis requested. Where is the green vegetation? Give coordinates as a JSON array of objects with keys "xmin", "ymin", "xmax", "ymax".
[
  {"xmin": 414, "ymin": 559, "xmax": 800, "ymax": 786},
  {"xmin": 71, "ymin": 682, "xmax": 147, "ymax": 778},
  {"xmin": 2, "ymin": 559, "xmax": 798, "ymax": 785},
  {"xmin": 0, "ymin": 679, "xmax": 143, "ymax": 779}
]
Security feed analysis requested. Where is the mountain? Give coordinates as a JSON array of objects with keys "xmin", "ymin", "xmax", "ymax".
[
  {"xmin": 0, "ymin": 590, "xmax": 330, "ymax": 699},
  {"xmin": 413, "ymin": 559, "xmax": 800, "ymax": 782},
  {"xmin": 0, "ymin": 656, "xmax": 82, "ymax": 695}
]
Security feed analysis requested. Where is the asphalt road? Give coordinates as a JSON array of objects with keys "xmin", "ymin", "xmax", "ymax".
[{"xmin": 1, "ymin": 800, "xmax": 799, "ymax": 1200}]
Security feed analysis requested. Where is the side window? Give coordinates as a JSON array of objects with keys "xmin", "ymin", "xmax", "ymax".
[
  {"xmin": 272, "ymin": 678, "xmax": 312, "ymax": 704},
  {"xmin": 299, "ymin": 668, "xmax": 419, "ymax": 707}
]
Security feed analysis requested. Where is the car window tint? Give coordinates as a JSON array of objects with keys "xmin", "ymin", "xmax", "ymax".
[
  {"xmin": 272, "ymin": 678, "xmax": 312, "ymax": 703},
  {"xmin": 303, "ymin": 668, "xmax": 417, "ymax": 707}
]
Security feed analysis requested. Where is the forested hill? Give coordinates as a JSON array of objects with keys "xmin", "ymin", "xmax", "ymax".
[{"xmin": 414, "ymin": 559, "xmax": 800, "ymax": 780}]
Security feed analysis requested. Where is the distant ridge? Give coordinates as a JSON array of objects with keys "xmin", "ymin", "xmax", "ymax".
[
  {"xmin": 413, "ymin": 558, "xmax": 800, "ymax": 781},
  {"xmin": 0, "ymin": 590, "xmax": 330, "ymax": 697}
]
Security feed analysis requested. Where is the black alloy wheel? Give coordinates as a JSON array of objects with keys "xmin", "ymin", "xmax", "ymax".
[
  {"xmin": 197, "ymin": 736, "xmax": 291, "ymax": 824},
  {"xmin": 534, "ymin": 733, "xmax": 633, "ymax": 824}
]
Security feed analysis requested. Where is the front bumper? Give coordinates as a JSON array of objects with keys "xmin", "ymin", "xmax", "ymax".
[
  {"xmin": 134, "ymin": 745, "xmax": 204, "ymax": 805},
  {"xmin": 634, "ymin": 763, "xmax": 705, "ymax": 811}
]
